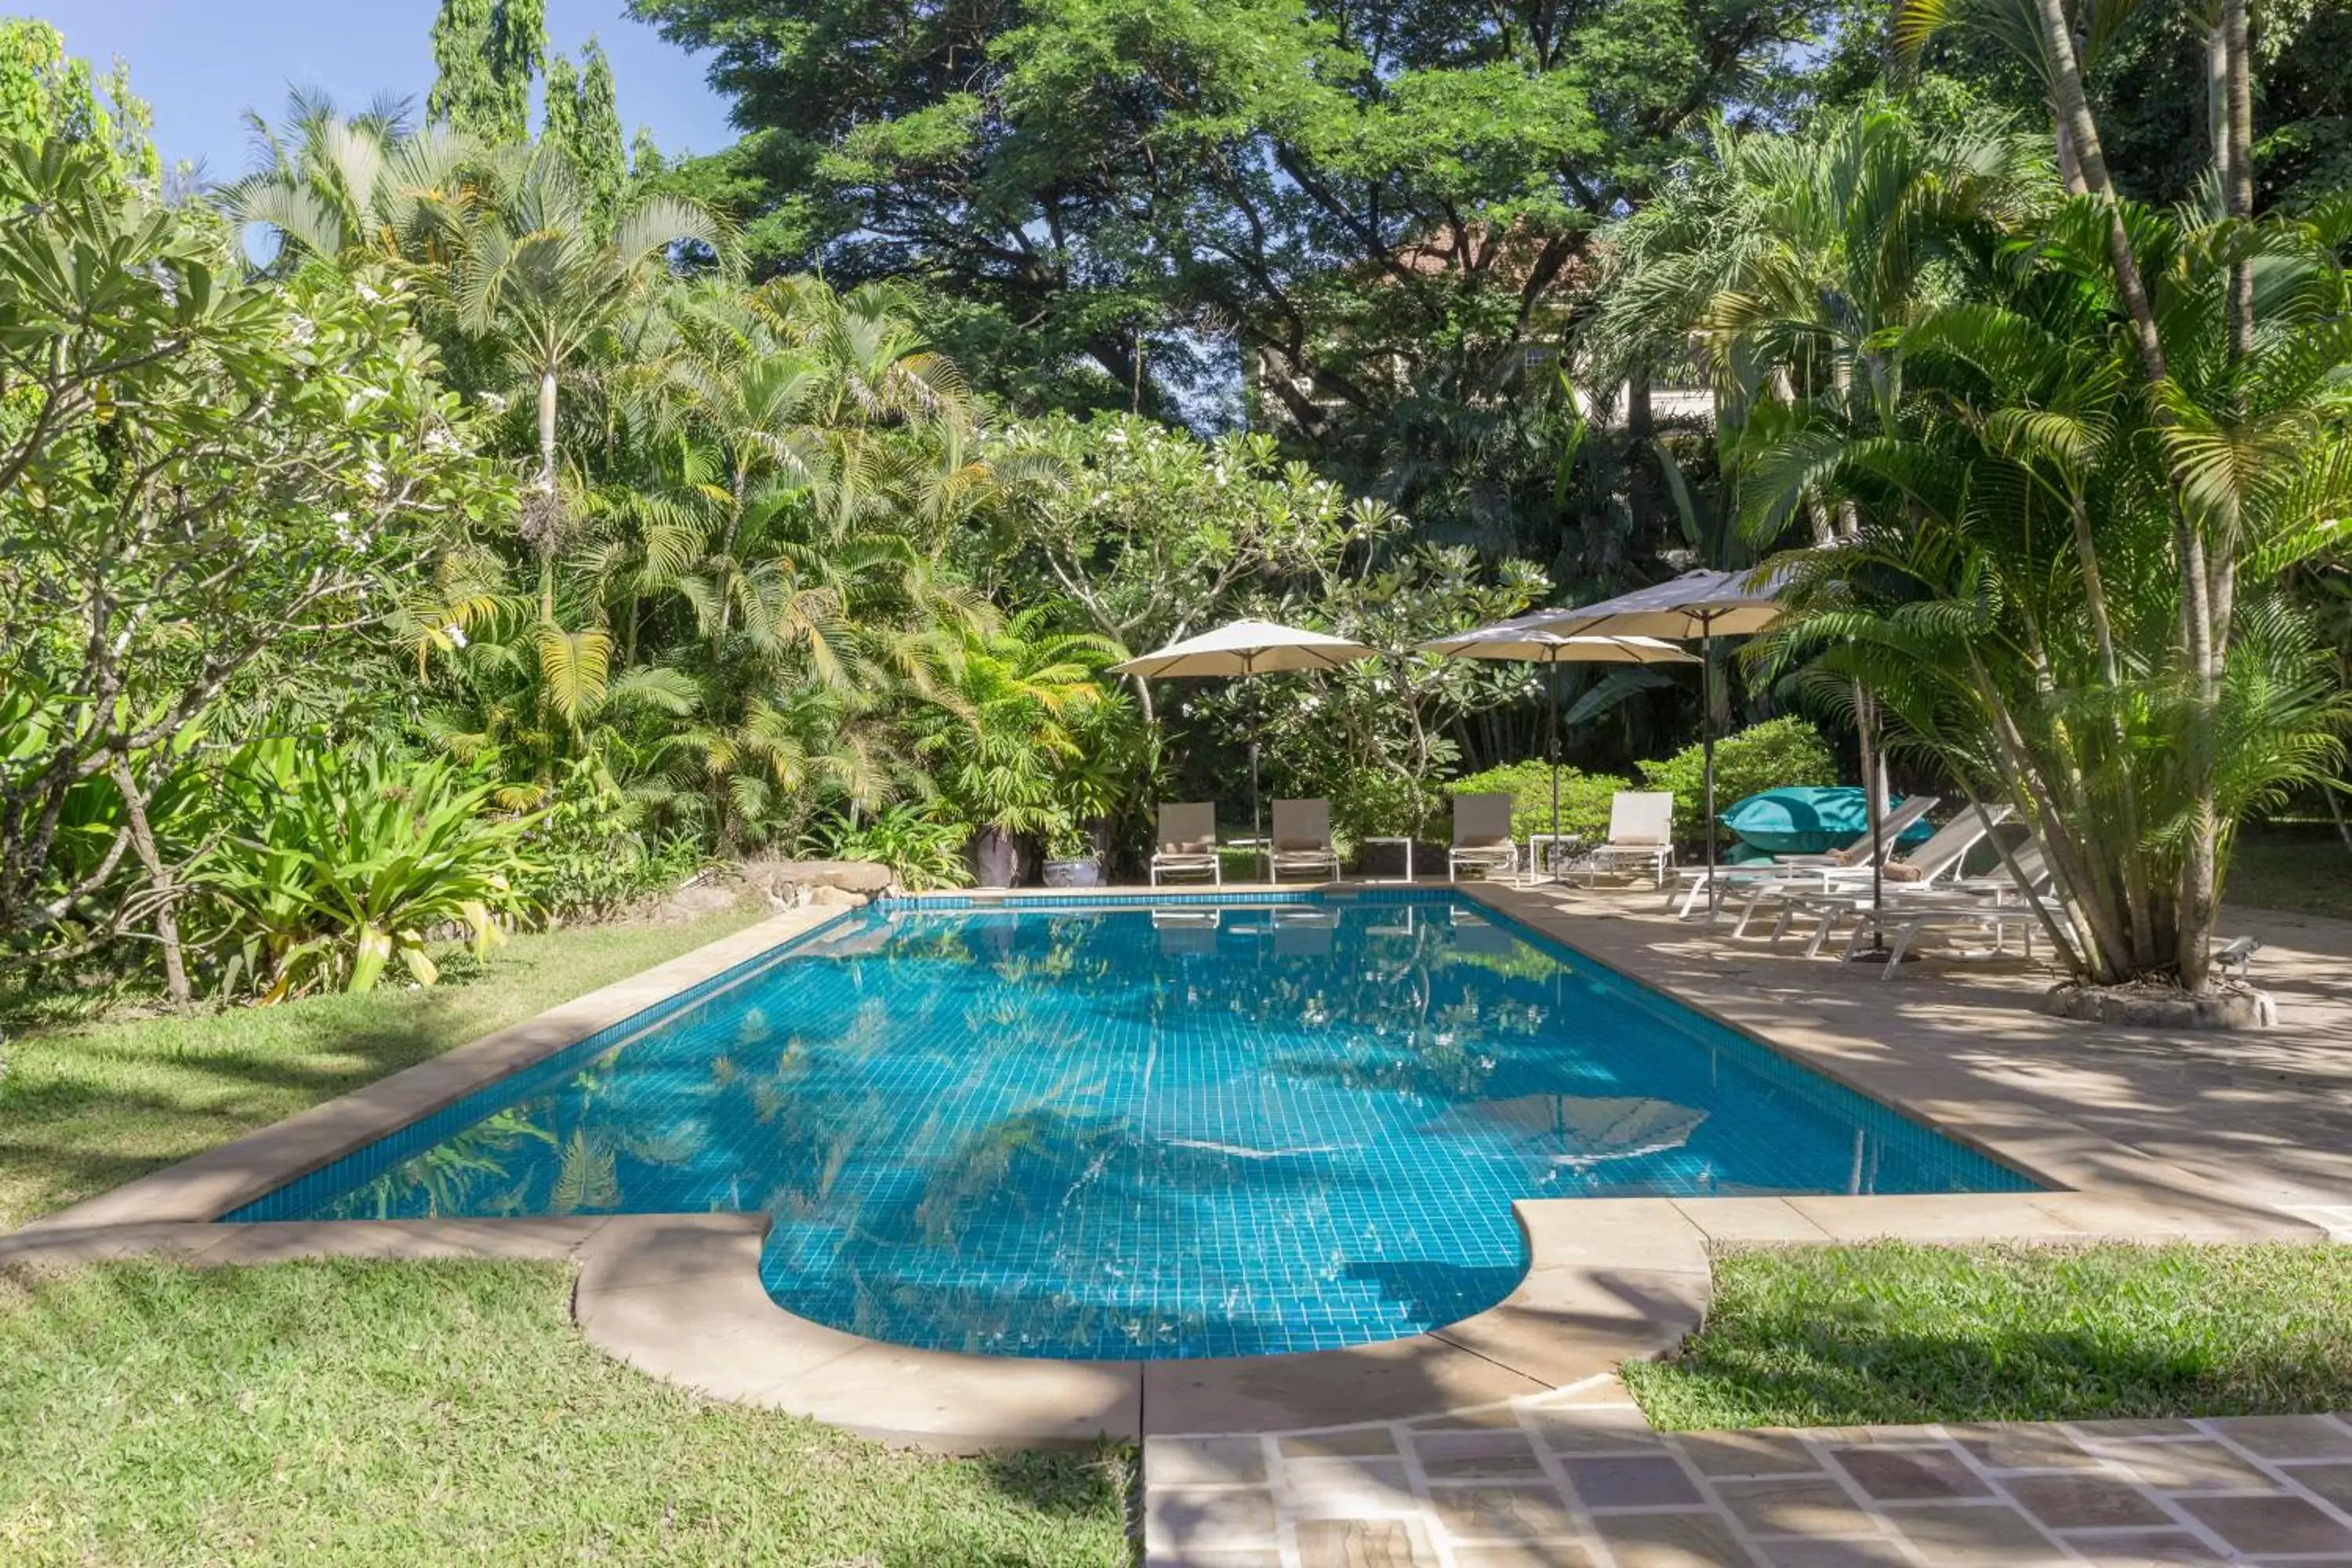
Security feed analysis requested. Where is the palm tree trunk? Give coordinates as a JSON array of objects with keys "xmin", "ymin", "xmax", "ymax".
[
  {"xmin": 2224, "ymin": 0, "xmax": 2256, "ymax": 360},
  {"xmin": 2206, "ymin": 16, "xmax": 2229, "ymax": 186},
  {"xmin": 2176, "ymin": 0, "xmax": 2257, "ymax": 989},
  {"xmin": 537, "ymin": 365, "xmax": 560, "ymax": 493}
]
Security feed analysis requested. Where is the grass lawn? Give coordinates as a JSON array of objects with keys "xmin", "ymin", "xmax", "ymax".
[
  {"xmin": 0, "ymin": 1258, "xmax": 1129, "ymax": 1566},
  {"xmin": 2227, "ymin": 822, "xmax": 2352, "ymax": 921},
  {"xmin": 1626, "ymin": 1242, "xmax": 2352, "ymax": 1431},
  {"xmin": 0, "ymin": 910, "xmax": 767, "ymax": 1231}
]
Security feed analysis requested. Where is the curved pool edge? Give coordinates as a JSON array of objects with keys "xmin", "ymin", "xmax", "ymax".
[{"xmin": 567, "ymin": 1199, "xmax": 1711, "ymax": 1451}]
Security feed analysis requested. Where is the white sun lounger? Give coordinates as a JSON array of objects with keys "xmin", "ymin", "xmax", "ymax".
[
  {"xmin": 1671, "ymin": 793, "xmax": 1941, "ymax": 916},
  {"xmin": 1268, "ymin": 798, "xmax": 1341, "ymax": 884},
  {"xmin": 1149, "ymin": 802, "xmax": 1221, "ymax": 886},
  {"xmin": 1582, "ymin": 792, "xmax": 1675, "ymax": 887},
  {"xmin": 1828, "ymin": 841, "xmax": 2056, "ymax": 975},
  {"xmin": 1730, "ymin": 804, "xmax": 2009, "ymax": 942},
  {"xmin": 1447, "ymin": 793, "xmax": 1520, "ymax": 882}
]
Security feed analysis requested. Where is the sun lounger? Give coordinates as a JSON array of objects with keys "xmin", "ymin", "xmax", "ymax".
[
  {"xmin": 1447, "ymin": 793, "xmax": 1520, "ymax": 882},
  {"xmin": 1149, "ymin": 802, "xmax": 1221, "ymax": 886},
  {"xmin": 1828, "ymin": 840, "xmax": 2056, "ymax": 975},
  {"xmin": 1671, "ymin": 793, "xmax": 1943, "ymax": 916},
  {"xmin": 1727, "ymin": 804, "xmax": 2007, "ymax": 938},
  {"xmin": 1581, "ymin": 791, "xmax": 1675, "ymax": 887},
  {"xmin": 1267, "ymin": 798, "xmax": 1341, "ymax": 884}
]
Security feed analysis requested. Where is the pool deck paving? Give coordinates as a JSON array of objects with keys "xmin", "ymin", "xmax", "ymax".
[
  {"xmin": 1145, "ymin": 1383, "xmax": 2352, "ymax": 1566},
  {"xmin": 6, "ymin": 878, "xmax": 2352, "ymax": 1559}
]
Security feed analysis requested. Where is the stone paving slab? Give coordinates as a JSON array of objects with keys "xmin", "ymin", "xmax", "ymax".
[{"xmin": 1142, "ymin": 1389, "xmax": 2352, "ymax": 1567}]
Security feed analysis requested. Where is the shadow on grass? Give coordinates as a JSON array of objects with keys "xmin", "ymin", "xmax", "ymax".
[
  {"xmin": 978, "ymin": 1443, "xmax": 1136, "ymax": 1526},
  {"xmin": 0, "ymin": 987, "xmax": 514, "ymax": 1226}
]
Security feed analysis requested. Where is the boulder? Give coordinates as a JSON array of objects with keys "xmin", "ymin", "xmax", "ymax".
[
  {"xmin": 739, "ymin": 858, "xmax": 896, "ymax": 897},
  {"xmin": 653, "ymin": 881, "xmax": 752, "ymax": 923},
  {"xmin": 805, "ymin": 884, "xmax": 869, "ymax": 909}
]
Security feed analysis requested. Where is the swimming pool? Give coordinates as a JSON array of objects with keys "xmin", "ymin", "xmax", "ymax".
[{"xmin": 228, "ymin": 891, "xmax": 2034, "ymax": 1359}]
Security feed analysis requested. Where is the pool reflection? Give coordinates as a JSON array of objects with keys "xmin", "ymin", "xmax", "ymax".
[{"xmin": 281, "ymin": 896, "xmax": 2034, "ymax": 1359}]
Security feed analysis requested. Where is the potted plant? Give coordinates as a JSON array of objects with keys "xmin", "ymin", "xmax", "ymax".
[{"xmin": 1040, "ymin": 816, "xmax": 1103, "ymax": 888}]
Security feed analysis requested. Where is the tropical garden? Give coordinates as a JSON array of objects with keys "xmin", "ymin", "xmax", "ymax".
[
  {"xmin": 1, "ymin": 0, "xmax": 2350, "ymax": 1559},
  {"xmin": 3, "ymin": 0, "xmax": 2348, "ymax": 1018}
]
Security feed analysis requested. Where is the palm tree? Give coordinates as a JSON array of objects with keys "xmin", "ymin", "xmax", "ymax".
[
  {"xmin": 1744, "ymin": 199, "xmax": 2352, "ymax": 988},
  {"xmin": 228, "ymin": 91, "xmax": 472, "ymax": 270},
  {"xmin": 445, "ymin": 143, "xmax": 728, "ymax": 510},
  {"xmin": 913, "ymin": 610, "xmax": 1127, "ymax": 885},
  {"xmin": 1587, "ymin": 103, "xmax": 2051, "ymax": 542},
  {"xmin": 1892, "ymin": 0, "xmax": 2285, "ymax": 987}
]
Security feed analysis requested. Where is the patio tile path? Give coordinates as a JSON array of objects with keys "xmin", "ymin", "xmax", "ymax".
[{"xmin": 1142, "ymin": 1381, "xmax": 2352, "ymax": 1566}]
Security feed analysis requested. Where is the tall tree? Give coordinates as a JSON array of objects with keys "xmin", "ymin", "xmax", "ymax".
[
  {"xmin": 427, "ymin": 0, "xmax": 545, "ymax": 146},
  {"xmin": 543, "ymin": 40, "xmax": 632, "ymax": 228},
  {"xmin": 0, "ymin": 17, "xmax": 156, "ymax": 186},
  {"xmin": 631, "ymin": 0, "xmax": 1833, "ymax": 561}
]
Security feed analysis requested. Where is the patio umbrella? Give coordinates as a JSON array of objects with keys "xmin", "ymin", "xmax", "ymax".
[
  {"xmin": 1528, "ymin": 568, "xmax": 1788, "ymax": 910},
  {"xmin": 1416, "ymin": 619, "xmax": 1697, "ymax": 880},
  {"xmin": 1109, "ymin": 618, "xmax": 1374, "ymax": 848}
]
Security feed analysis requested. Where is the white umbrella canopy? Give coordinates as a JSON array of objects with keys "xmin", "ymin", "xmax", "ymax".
[
  {"xmin": 1417, "ymin": 619, "xmax": 1700, "ymax": 879},
  {"xmin": 1108, "ymin": 618, "xmax": 1374, "ymax": 678},
  {"xmin": 1109, "ymin": 618, "xmax": 1377, "ymax": 851},
  {"xmin": 1524, "ymin": 567, "xmax": 1789, "ymax": 641},
  {"xmin": 1417, "ymin": 626, "xmax": 1700, "ymax": 664},
  {"xmin": 1525, "ymin": 568, "xmax": 1795, "ymax": 909}
]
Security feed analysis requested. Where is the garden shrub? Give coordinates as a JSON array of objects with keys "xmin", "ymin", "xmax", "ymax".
[
  {"xmin": 1447, "ymin": 761, "xmax": 1634, "ymax": 842},
  {"xmin": 193, "ymin": 742, "xmax": 538, "ymax": 998},
  {"xmin": 1636, "ymin": 717, "xmax": 1838, "ymax": 841},
  {"xmin": 797, "ymin": 804, "xmax": 974, "ymax": 891},
  {"xmin": 514, "ymin": 760, "xmax": 702, "ymax": 922}
]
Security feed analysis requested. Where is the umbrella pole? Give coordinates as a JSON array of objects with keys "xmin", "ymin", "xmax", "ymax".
[
  {"xmin": 1702, "ymin": 624, "xmax": 1719, "ymax": 918},
  {"xmin": 1244, "ymin": 650, "xmax": 1264, "ymax": 878},
  {"xmin": 1250, "ymin": 740, "xmax": 1262, "ymax": 859},
  {"xmin": 1547, "ymin": 654, "xmax": 1561, "ymax": 884},
  {"xmin": 1858, "ymin": 684, "xmax": 1888, "ymax": 960}
]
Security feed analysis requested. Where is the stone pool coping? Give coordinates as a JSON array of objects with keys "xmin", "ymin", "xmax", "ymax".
[{"xmin": 1, "ymin": 884, "xmax": 2330, "ymax": 1454}]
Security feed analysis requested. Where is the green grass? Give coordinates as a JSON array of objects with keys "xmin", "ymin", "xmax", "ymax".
[
  {"xmin": 0, "ymin": 1258, "xmax": 1130, "ymax": 1566},
  {"xmin": 1626, "ymin": 1242, "xmax": 2352, "ymax": 1431},
  {"xmin": 0, "ymin": 911, "xmax": 766, "ymax": 1231},
  {"xmin": 2227, "ymin": 822, "xmax": 2352, "ymax": 920}
]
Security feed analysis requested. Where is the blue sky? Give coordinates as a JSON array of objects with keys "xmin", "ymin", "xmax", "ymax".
[{"xmin": 39, "ymin": 2, "xmax": 738, "ymax": 182}]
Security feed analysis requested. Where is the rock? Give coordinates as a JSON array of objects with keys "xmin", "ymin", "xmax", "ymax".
[
  {"xmin": 2041, "ymin": 982, "xmax": 2277, "ymax": 1030},
  {"xmin": 653, "ymin": 881, "xmax": 751, "ymax": 923},
  {"xmin": 738, "ymin": 858, "xmax": 896, "ymax": 897},
  {"xmin": 806, "ymin": 884, "xmax": 869, "ymax": 909}
]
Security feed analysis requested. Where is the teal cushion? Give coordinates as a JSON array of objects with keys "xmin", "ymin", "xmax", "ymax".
[{"xmin": 1720, "ymin": 786, "xmax": 1933, "ymax": 855}]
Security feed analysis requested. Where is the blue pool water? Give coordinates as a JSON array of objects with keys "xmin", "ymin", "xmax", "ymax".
[{"xmin": 229, "ymin": 892, "xmax": 2034, "ymax": 1359}]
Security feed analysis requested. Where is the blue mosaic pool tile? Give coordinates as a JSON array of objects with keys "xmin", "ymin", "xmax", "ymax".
[{"xmin": 225, "ymin": 892, "xmax": 2036, "ymax": 1359}]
